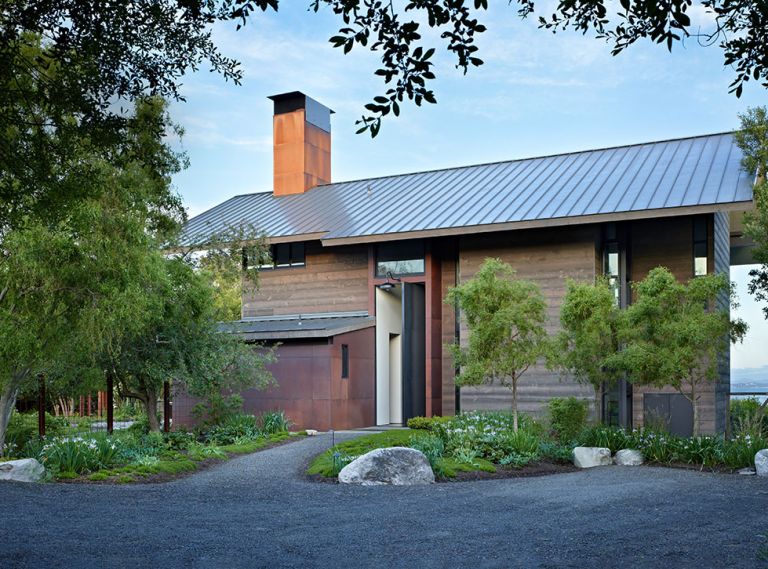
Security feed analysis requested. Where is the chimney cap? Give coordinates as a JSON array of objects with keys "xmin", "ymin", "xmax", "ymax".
[{"xmin": 268, "ymin": 91, "xmax": 334, "ymax": 134}]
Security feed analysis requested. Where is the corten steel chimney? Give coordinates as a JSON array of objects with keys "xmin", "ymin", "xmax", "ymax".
[{"xmin": 268, "ymin": 92, "xmax": 333, "ymax": 196}]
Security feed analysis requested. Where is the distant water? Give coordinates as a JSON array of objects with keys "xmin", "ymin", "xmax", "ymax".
[{"xmin": 731, "ymin": 365, "xmax": 768, "ymax": 403}]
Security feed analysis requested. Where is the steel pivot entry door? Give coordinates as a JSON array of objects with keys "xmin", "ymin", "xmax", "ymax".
[{"xmin": 402, "ymin": 282, "xmax": 426, "ymax": 422}]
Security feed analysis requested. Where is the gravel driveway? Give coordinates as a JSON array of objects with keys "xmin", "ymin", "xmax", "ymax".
[{"xmin": 2, "ymin": 432, "xmax": 767, "ymax": 568}]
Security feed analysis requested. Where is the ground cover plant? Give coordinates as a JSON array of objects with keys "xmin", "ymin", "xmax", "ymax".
[
  {"xmin": 2, "ymin": 410, "xmax": 300, "ymax": 483},
  {"xmin": 309, "ymin": 406, "xmax": 768, "ymax": 481}
]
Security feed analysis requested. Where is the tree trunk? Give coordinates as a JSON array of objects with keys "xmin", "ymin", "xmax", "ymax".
[
  {"xmin": 0, "ymin": 369, "xmax": 29, "ymax": 457},
  {"xmin": 511, "ymin": 377, "xmax": 519, "ymax": 433},
  {"xmin": 690, "ymin": 383, "xmax": 699, "ymax": 438},
  {"xmin": 143, "ymin": 385, "xmax": 160, "ymax": 432},
  {"xmin": 594, "ymin": 383, "xmax": 604, "ymax": 425}
]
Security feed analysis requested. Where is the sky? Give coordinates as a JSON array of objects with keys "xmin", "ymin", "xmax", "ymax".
[{"xmin": 166, "ymin": 2, "xmax": 768, "ymax": 372}]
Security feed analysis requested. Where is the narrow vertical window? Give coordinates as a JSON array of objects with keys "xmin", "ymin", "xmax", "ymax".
[
  {"xmin": 341, "ymin": 345, "xmax": 349, "ymax": 379},
  {"xmin": 603, "ymin": 223, "xmax": 621, "ymax": 307},
  {"xmin": 693, "ymin": 217, "xmax": 708, "ymax": 277}
]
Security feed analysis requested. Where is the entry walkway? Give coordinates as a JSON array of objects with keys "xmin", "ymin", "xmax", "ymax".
[{"xmin": 1, "ymin": 432, "xmax": 767, "ymax": 568}]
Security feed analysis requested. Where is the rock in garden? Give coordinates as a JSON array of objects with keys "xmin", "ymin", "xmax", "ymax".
[
  {"xmin": 737, "ymin": 467, "xmax": 756, "ymax": 476},
  {"xmin": 572, "ymin": 447, "xmax": 612, "ymax": 468},
  {"xmin": 755, "ymin": 449, "xmax": 768, "ymax": 477},
  {"xmin": 306, "ymin": 429, "xmax": 318, "ymax": 436},
  {"xmin": 614, "ymin": 449, "xmax": 644, "ymax": 466},
  {"xmin": 0, "ymin": 458, "xmax": 45, "ymax": 483},
  {"xmin": 338, "ymin": 447, "xmax": 435, "ymax": 485}
]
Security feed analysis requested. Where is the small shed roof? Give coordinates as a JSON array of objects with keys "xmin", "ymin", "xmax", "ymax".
[
  {"xmin": 179, "ymin": 133, "xmax": 753, "ymax": 247},
  {"xmin": 222, "ymin": 312, "xmax": 375, "ymax": 340}
]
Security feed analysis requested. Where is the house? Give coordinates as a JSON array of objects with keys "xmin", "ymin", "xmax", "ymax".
[{"xmin": 174, "ymin": 91, "xmax": 756, "ymax": 435}]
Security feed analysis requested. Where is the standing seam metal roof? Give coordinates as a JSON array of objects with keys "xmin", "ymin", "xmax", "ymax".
[{"xmin": 178, "ymin": 132, "xmax": 753, "ymax": 246}]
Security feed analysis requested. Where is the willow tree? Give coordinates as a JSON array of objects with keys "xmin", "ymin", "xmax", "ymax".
[
  {"xmin": 446, "ymin": 258, "xmax": 551, "ymax": 432},
  {"xmin": 607, "ymin": 267, "xmax": 747, "ymax": 436},
  {"xmin": 558, "ymin": 278, "xmax": 622, "ymax": 422}
]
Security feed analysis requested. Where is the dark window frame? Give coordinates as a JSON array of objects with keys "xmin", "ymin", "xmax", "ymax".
[
  {"xmin": 341, "ymin": 344, "xmax": 349, "ymax": 379},
  {"xmin": 255, "ymin": 243, "xmax": 307, "ymax": 271},
  {"xmin": 693, "ymin": 217, "xmax": 708, "ymax": 277},
  {"xmin": 375, "ymin": 241, "xmax": 425, "ymax": 277}
]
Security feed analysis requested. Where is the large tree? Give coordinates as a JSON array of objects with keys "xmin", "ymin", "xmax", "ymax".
[
  {"xmin": 111, "ymin": 256, "xmax": 276, "ymax": 431},
  {"xmin": 1, "ymin": 2, "xmax": 766, "ymax": 139},
  {"xmin": 446, "ymin": 258, "xmax": 551, "ymax": 432},
  {"xmin": 734, "ymin": 106, "xmax": 768, "ymax": 319},
  {"xmin": 607, "ymin": 267, "xmax": 746, "ymax": 436}
]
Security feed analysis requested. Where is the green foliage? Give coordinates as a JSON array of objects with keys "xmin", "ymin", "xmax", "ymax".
[
  {"xmin": 260, "ymin": 410, "xmax": 293, "ymax": 434},
  {"xmin": 730, "ymin": 398, "xmax": 767, "ymax": 439},
  {"xmin": 548, "ymin": 397, "xmax": 589, "ymax": 443},
  {"xmin": 408, "ymin": 434, "xmax": 445, "ymax": 469},
  {"xmin": 537, "ymin": 441, "xmax": 574, "ymax": 463},
  {"xmin": 577, "ymin": 426, "xmax": 767, "ymax": 469},
  {"xmin": 446, "ymin": 258, "xmax": 552, "ymax": 431},
  {"xmin": 4, "ymin": 413, "xmax": 67, "ymax": 456},
  {"xmin": 306, "ymin": 430, "xmax": 424, "ymax": 477},
  {"xmin": 607, "ymin": 267, "xmax": 746, "ymax": 436},
  {"xmin": 203, "ymin": 413, "xmax": 261, "ymax": 445},
  {"xmin": 735, "ymin": 107, "xmax": 768, "ymax": 319},
  {"xmin": 406, "ymin": 415, "xmax": 452, "ymax": 431},
  {"xmin": 435, "ymin": 457, "xmax": 496, "ymax": 477},
  {"xmin": 558, "ymin": 278, "xmax": 622, "ymax": 403}
]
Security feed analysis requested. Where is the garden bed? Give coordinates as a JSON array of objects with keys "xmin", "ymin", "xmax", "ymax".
[{"xmin": 59, "ymin": 432, "xmax": 304, "ymax": 485}]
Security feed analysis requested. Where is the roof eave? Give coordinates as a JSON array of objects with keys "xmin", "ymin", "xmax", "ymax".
[{"xmin": 319, "ymin": 201, "xmax": 755, "ymax": 247}]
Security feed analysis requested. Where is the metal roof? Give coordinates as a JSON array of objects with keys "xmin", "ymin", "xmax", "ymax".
[
  {"xmin": 179, "ymin": 133, "xmax": 754, "ymax": 247},
  {"xmin": 221, "ymin": 313, "xmax": 375, "ymax": 340}
]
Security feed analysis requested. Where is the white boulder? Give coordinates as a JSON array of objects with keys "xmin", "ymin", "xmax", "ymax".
[
  {"xmin": 305, "ymin": 429, "xmax": 318, "ymax": 436},
  {"xmin": 572, "ymin": 447, "xmax": 612, "ymax": 469},
  {"xmin": 338, "ymin": 447, "xmax": 435, "ymax": 486},
  {"xmin": 614, "ymin": 449, "xmax": 644, "ymax": 466},
  {"xmin": 755, "ymin": 449, "xmax": 768, "ymax": 477},
  {"xmin": 0, "ymin": 458, "xmax": 45, "ymax": 483}
]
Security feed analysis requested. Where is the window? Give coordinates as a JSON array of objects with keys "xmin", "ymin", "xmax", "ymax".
[
  {"xmin": 341, "ymin": 345, "xmax": 349, "ymax": 379},
  {"xmin": 376, "ymin": 241, "xmax": 424, "ymax": 276},
  {"xmin": 603, "ymin": 224, "xmax": 621, "ymax": 307},
  {"xmin": 249, "ymin": 243, "xmax": 306, "ymax": 270},
  {"xmin": 693, "ymin": 217, "xmax": 708, "ymax": 277}
]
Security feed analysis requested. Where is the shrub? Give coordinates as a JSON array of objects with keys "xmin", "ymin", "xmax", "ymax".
[
  {"xmin": 260, "ymin": 410, "xmax": 292, "ymax": 434},
  {"xmin": 730, "ymin": 398, "xmax": 767, "ymax": 439},
  {"xmin": 406, "ymin": 416, "xmax": 452, "ymax": 431},
  {"xmin": 330, "ymin": 451, "xmax": 354, "ymax": 476},
  {"xmin": 548, "ymin": 397, "xmax": 588, "ymax": 442},
  {"xmin": 203, "ymin": 413, "xmax": 261, "ymax": 445},
  {"xmin": 41, "ymin": 439, "xmax": 99, "ymax": 474},
  {"xmin": 408, "ymin": 434, "xmax": 444, "ymax": 469},
  {"xmin": 578, "ymin": 426, "xmax": 632, "ymax": 453},
  {"xmin": 164, "ymin": 429, "xmax": 197, "ymax": 450},
  {"xmin": 5, "ymin": 412, "xmax": 67, "ymax": 456},
  {"xmin": 537, "ymin": 441, "xmax": 573, "ymax": 463}
]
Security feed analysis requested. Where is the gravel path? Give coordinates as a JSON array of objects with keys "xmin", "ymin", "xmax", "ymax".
[{"xmin": 2, "ymin": 432, "xmax": 767, "ymax": 568}]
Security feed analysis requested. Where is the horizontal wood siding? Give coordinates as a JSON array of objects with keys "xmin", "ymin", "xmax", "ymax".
[
  {"xmin": 456, "ymin": 226, "xmax": 599, "ymax": 420},
  {"xmin": 242, "ymin": 242, "xmax": 369, "ymax": 317}
]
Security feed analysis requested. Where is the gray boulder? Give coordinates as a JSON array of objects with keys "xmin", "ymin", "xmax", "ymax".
[
  {"xmin": 614, "ymin": 449, "xmax": 644, "ymax": 466},
  {"xmin": 572, "ymin": 447, "xmax": 612, "ymax": 468},
  {"xmin": 338, "ymin": 447, "xmax": 435, "ymax": 485},
  {"xmin": 0, "ymin": 458, "xmax": 45, "ymax": 483},
  {"xmin": 755, "ymin": 449, "xmax": 768, "ymax": 477}
]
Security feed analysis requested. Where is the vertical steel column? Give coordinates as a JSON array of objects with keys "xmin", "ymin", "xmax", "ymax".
[
  {"xmin": 106, "ymin": 372, "xmax": 114, "ymax": 435},
  {"xmin": 163, "ymin": 381, "xmax": 171, "ymax": 433},
  {"xmin": 37, "ymin": 373, "xmax": 46, "ymax": 438}
]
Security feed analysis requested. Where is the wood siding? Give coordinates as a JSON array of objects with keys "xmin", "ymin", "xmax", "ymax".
[
  {"xmin": 456, "ymin": 226, "xmax": 599, "ymax": 420},
  {"xmin": 242, "ymin": 242, "xmax": 369, "ymax": 317}
]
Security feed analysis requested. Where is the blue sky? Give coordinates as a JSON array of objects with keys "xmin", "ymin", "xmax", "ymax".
[{"xmin": 167, "ymin": 2, "xmax": 768, "ymax": 371}]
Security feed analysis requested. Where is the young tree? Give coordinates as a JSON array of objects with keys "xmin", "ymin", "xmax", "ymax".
[
  {"xmin": 734, "ymin": 106, "xmax": 768, "ymax": 319},
  {"xmin": 607, "ymin": 267, "xmax": 747, "ymax": 436},
  {"xmin": 446, "ymin": 258, "xmax": 551, "ymax": 432},
  {"xmin": 558, "ymin": 278, "xmax": 622, "ymax": 422}
]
